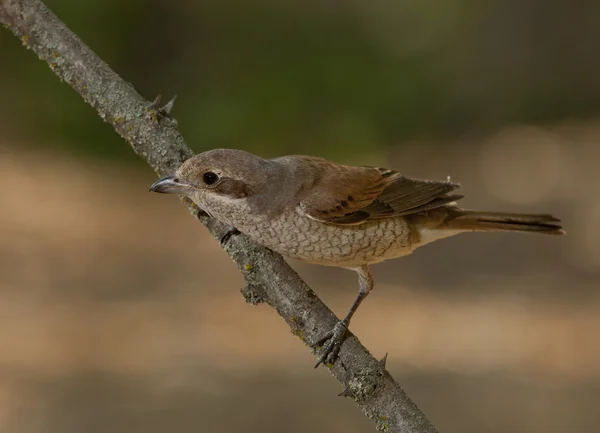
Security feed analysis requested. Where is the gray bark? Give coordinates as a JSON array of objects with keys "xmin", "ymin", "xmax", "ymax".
[{"xmin": 0, "ymin": 1, "xmax": 438, "ymax": 431}]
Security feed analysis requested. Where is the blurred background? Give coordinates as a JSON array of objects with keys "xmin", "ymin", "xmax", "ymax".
[{"xmin": 1, "ymin": 1, "xmax": 599, "ymax": 432}]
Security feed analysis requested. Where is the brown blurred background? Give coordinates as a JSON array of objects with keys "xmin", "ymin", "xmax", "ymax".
[{"xmin": 1, "ymin": 1, "xmax": 599, "ymax": 432}]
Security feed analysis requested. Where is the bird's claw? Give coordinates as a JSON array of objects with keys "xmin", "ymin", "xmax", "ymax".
[
  {"xmin": 312, "ymin": 320, "xmax": 348, "ymax": 368},
  {"xmin": 220, "ymin": 227, "xmax": 241, "ymax": 245}
]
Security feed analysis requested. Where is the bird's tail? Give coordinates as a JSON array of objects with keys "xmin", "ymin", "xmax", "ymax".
[{"xmin": 443, "ymin": 209, "xmax": 565, "ymax": 235}]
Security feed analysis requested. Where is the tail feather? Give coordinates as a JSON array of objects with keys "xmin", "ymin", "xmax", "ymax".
[{"xmin": 444, "ymin": 210, "xmax": 565, "ymax": 235}]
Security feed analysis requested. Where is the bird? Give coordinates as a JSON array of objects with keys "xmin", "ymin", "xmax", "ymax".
[{"xmin": 149, "ymin": 148, "xmax": 565, "ymax": 367}]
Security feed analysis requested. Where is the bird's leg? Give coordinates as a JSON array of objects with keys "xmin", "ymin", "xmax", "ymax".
[
  {"xmin": 220, "ymin": 226, "xmax": 241, "ymax": 245},
  {"xmin": 313, "ymin": 265, "xmax": 373, "ymax": 368}
]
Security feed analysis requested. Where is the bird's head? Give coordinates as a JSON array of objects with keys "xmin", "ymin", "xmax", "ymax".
[{"xmin": 149, "ymin": 149, "xmax": 272, "ymax": 209}]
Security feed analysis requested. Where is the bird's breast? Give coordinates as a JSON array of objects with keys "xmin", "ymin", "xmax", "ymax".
[{"xmin": 230, "ymin": 206, "xmax": 420, "ymax": 267}]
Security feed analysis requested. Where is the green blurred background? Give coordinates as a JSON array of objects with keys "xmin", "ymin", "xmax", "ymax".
[{"xmin": 1, "ymin": 1, "xmax": 599, "ymax": 432}]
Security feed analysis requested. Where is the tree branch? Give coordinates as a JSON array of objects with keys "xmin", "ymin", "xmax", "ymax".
[{"xmin": 0, "ymin": 1, "xmax": 438, "ymax": 431}]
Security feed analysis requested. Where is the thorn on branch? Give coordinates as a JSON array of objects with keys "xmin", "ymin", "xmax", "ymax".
[
  {"xmin": 146, "ymin": 93, "xmax": 177, "ymax": 121},
  {"xmin": 378, "ymin": 353, "xmax": 388, "ymax": 370},
  {"xmin": 338, "ymin": 385, "xmax": 354, "ymax": 398},
  {"xmin": 150, "ymin": 93, "xmax": 162, "ymax": 109},
  {"xmin": 161, "ymin": 94, "xmax": 177, "ymax": 116}
]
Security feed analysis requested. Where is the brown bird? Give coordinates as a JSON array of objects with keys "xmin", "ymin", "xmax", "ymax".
[{"xmin": 150, "ymin": 149, "xmax": 564, "ymax": 367}]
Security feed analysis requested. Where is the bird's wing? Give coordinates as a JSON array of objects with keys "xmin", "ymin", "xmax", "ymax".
[{"xmin": 296, "ymin": 158, "xmax": 462, "ymax": 225}]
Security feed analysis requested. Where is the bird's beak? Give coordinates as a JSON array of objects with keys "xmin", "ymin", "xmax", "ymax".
[{"xmin": 149, "ymin": 175, "xmax": 191, "ymax": 194}]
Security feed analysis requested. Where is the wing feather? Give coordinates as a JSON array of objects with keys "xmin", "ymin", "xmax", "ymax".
[{"xmin": 293, "ymin": 157, "xmax": 461, "ymax": 225}]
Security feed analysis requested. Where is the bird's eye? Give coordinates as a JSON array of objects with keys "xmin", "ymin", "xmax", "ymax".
[{"xmin": 203, "ymin": 172, "xmax": 219, "ymax": 185}]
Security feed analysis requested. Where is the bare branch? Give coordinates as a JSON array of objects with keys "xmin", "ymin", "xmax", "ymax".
[{"xmin": 0, "ymin": 1, "xmax": 438, "ymax": 432}]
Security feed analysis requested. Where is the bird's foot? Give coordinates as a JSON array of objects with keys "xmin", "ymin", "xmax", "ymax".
[
  {"xmin": 147, "ymin": 93, "xmax": 177, "ymax": 120},
  {"xmin": 220, "ymin": 227, "xmax": 241, "ymax": 245},
  {"xmin": 312, "ymin": 320, "xmax": 348, "ymax": 368}
]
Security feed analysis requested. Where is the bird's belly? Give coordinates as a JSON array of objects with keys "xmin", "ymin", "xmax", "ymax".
[{"xmin": 236, "ymin": 208, "xmax": 419, "ymax": 267}]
